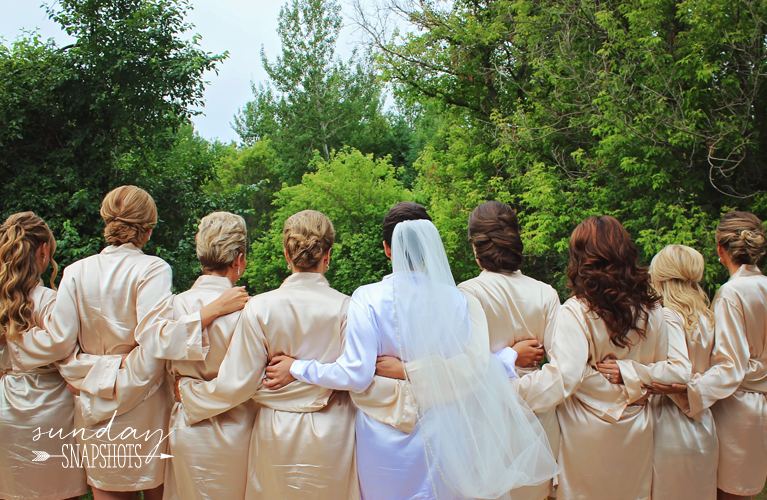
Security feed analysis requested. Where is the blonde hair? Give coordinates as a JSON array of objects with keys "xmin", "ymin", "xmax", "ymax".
[
  {"xmin": 649, "ymin": 245, "xmax": 714, "ymax": 334},
  {"xmin": 100, "ymin": 185, "xmax": 157, "ymax": 247},
  {"xmin": 716, "ymin": 211, "xmax": 766, "ymax": 266},
  {"xmin": 0, "ymin": 212, "xmax": 58, "ymax": 343},
  {"xmin": 283, "ymin": 210, "xmax": 334, "ymax": 270},
  {"xmin": 196, "ymin": 212, "xmax": 247, "ymax": 273}
]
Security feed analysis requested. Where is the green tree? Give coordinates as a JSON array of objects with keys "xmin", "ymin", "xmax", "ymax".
[
  {"xmin": 0, "ymin": 0, "xmax": 225, "ymax": 278},
  {"xmin": 246, "ymin": 147, "xmax": 411, "ymax": 295}
]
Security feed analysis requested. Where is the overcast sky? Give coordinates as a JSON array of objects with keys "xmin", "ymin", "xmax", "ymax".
[{"xmin": 0, "ymin": 0, "xmax": 362, "ymax": 143}]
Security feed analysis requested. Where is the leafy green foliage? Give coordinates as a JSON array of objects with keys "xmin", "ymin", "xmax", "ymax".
[{"xmin": 246, "ymin": 148, "xmax": 410, "ymax": 295}]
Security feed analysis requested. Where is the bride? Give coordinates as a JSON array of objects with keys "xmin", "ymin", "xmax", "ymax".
[{"xmin": 267, "ymin": 216, "xmax": 559, "ymax": 499}]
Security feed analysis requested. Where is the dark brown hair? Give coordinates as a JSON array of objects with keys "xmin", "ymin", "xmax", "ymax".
[
  {"xmin": 468, "ymin": 201, "xmax": 523, "ymax": 273},
  {"xmin": 382, "ymin": 202, "xmax": 431, "ymax": 247},
  {"xmin": 715, "ymin": 211, "xmax": 766, "ymax": 266},
  {"xmin": 567, "ymin": 216, "xmax": 660, "ymax": 348}
]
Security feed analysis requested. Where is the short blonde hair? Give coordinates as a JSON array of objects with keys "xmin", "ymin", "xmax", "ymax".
[
  {"xmin": 100, "ymin": 185, "xmax": 157, "ymax": 247},
  {"xmin": 196, "ymin": 212, "xmax": 247, "ymax": 272},
  {"xmin": 650, "ymin": 245, "xmax": 714, "ymax": 334},
  {"xmin": 283, "ymin": 210, "xmax": 334, "ymax": 270},
  {"xmin": 716, "ymin": 211, "xmax": 766, "ymax": 266}
]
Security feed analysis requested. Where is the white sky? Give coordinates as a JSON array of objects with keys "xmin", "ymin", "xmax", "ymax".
[{"xmin": 0, "ymin": 0, "xmax": 363, "ymax": 143}]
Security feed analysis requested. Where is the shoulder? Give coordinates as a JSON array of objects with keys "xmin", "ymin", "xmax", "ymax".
[
  {"xmin": 351, "ymin": 279, "xmax": 391, "ymax": 302},
  {"xmin": 30, "ymin": 284, "xmax": 56, "ymax": 307},
  {"xmin": 661, "ymin": 307, "xmax": 684, "ymax": 327}
]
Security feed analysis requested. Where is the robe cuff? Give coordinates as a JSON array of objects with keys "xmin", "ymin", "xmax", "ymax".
[
  {"xmin": 616, "ymin": 359, "xmax": 646, "ymax": 403},
  {"xmin": 289, "ymin": 359, "xmax": 312, "ymax": 383},
  {"xmin": 80, "ymin": 355, "xmax": 122, "ymax": 400},
  {"xmin": 493, "ymin": 347, "xmax": 519, "ymax": 379},
  {"xmin": 183, "ymin": 312, "xmax": 209, "ymax": 361},
  {"xmin": 177, "ymin": 377, "xmax": 204, "ymax": 426}
]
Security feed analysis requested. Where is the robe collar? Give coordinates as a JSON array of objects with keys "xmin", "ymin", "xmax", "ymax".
[
  {"xmin": 101, "ymin": 243, "xmax": 144, "ymax": 255},
  {"xmin": 730, "ymin": 264, "xmax": 762, "ymax": 280},
  {"xmin": 191, "ymin": 274, "xmax": 233, "ymax": 292},
  {"xmin": 280, "ymin": 272, "xmax": 329, "ymax": 288}
]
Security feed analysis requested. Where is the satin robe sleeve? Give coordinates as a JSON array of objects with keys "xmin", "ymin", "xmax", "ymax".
[
  {"xmin": 290, "ymin": 289, "xmax": 379, "ymax": 393},
  {"xmin": 686, "ymin": 298, "xmax": 748, "ymax": 416},
  {"xmin": 616, "ymin": 309, "xmax": 692, "ymax": 403},
  {"xmin": 133, "ymin": 260, "xmax": 207, "ymax": 361},
  {"xmin": 178, "ymin": 304, "xmax": 269, "ymax": 425},
  {"xmin": 7, "ymin": 287, "xmax": 77, "ymax": 370},
  {"xmin": 512, "ymin": 302, "xmax": 628, "ymax": 421}
]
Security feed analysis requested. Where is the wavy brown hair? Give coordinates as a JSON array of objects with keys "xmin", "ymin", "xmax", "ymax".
[
  {"xmin": 101, "ymin": 185, "xmax": 157, "ymax": 247},
  {"xmin": 567, "ymin": 216, "xmax": 660, "ymax": 348},
  {"xmin": 0, "ymin": 212, "xmax": 58, "ymax": 343},
  {"xmin": 468, "ymin": 201, "xmax": 524, "ymax": 273},
  {"xmin": 715, "ymin": 211, "xmax": 766, "ymax": 266}
]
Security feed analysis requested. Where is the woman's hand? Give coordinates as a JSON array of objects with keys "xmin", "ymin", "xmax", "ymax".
[
  {"xmin": 375, "ymin": 356, "xmax": 406, "ymax": 380},
  {"xmin": 66, "ymin": 383, "xmax": 80, "ymax": 396},
  {"xmin": 596, "ymin": 358, "xmax": 623, "ymax": 384},
  {"xmin": 630, "ymin": 392, "xmax": 651, "ymax": 406},
  {"xmin": 647, "ymin": 383, "xmax": 687, "ymax": 395},
  {"xmin": 263, "ymin": 355, "xmax": 297, "ymax": 390},
  {"xmin": 511, "ymin": 339, "xmax": 545, "ymax": 368},
  {"xmin": 173, "ymin": 376, "xmax": 182, "ymax": 403}
]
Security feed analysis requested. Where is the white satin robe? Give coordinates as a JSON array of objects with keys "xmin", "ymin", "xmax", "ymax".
[
  {"xmin": 163, "ymin": 275, "xmax": 257, "ymax": 500},
  {"xmin": 458, "ymin": 270, "xmax": 560, "ymax": 500},
  {"xmin": 0, "ymin": 284, "xmax": 87, "ymax": 500},
  {"xmin": 708, "ymin": 264, "xmax": 767, "ymax": 495},
  {"xmin": 178, "ymin": 273, "xmax": 359, "ymax": 500},
  {"xmin": 650, "ymin": 313, "xmax": 718, "ymax": 500},
  {"xmin": 290, "ymin": 274, "xmax": 518, "ymax": 500},
  {"xmin": 553, "ymin": 300, "xmax": 691, "ymax": 500},
  {"xmin": 52, "ymin": 243, "xmax": 204, "ymax": 491}
]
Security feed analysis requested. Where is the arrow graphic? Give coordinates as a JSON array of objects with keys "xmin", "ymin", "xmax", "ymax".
[{"xmin": 32, "ymin": 451, "xmax": 173, "ymax": 462}]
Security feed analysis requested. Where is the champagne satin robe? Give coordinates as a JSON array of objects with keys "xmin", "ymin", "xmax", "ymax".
[
  {"xmin": 708, "ymin": 264, "xmax": 767, "ymax": 495},
  {"xmin": 458, "ymin": 270, "xmax": 560, "ymax": 500},
  {"xmin": 650, "ymin": 312, "xmax": 718, "ymax": 500},
  {"xmin": 178, "ymin": 273, "xmax": 359, "ymax": 500},
  {"xmin": 51, "ymin": 243, "xmax": 205, "ymax": 491},
  {"xmin": 552, "ymin": 299, "xmax": 691, "ymax": 500},
  {"xmin": 163, "ymin": 275, "xmax": 258, "ymax": 500},
  {"xmin": 0, "ymin": 284, "xmax": 87, "ymax": 500}
]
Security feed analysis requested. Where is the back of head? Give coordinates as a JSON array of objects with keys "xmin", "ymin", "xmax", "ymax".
[
  {"xmin": 0, "ymin": 212, "xmax": 58, "ymax": 343},
  {"xmin": 650, "ymin": 244, "xmax": 714, "ymax": 333},
  {"xmin": 567, "ymin": 215, "xmax": 659, "ymax": 348},
  {"xmin": 100, "ymin": 185, "xmax": 157, "ymax": 247},
  {"xmin": 283, "ymin": 210, "xmax": 335, "ymax": 271},
  {"xmin": 716, "ymin": 211, "xmax": 766, "ymax": 266},
  {"xmin": 382, "ymin": 201, "xmax": 431, "ymax": 248},
  {"xmin": 196, "ymin": 212, "xmax": 247, "ymax": 273},
  {"xmin": 468, "ymin": 201, "xmax": 524, "ymax": 274}
]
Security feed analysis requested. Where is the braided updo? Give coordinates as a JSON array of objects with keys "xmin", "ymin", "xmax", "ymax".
[
  {"xmin": 283, "ymin": 210, "xmax": 335, "ymax": 270},
  {"xmin": 716, "ymin": 211, "xmax": 766, "ymax": 266},
  {"xmin": 100, "ymin": 186, "xmax": 157, "ymax": 247},
  {"xmin": 468, "ymin": 201, "xmax": 524, "ymax": 274}
]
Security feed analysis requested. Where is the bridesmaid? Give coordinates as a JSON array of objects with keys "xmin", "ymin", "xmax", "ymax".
[
  {"xmin": 558, "ymin": 216, "xmax": 691, "ymax": 500},
  {"xmin": 0, "ymin": 212, "xmax": 87, "ymax": 500},
  {"xmin": 457, "ymin": 201, "xmax": 559, "ymax": 500},
  {"xmin": 645, "ymin": 245, "xmax": 718, "ymax": 500},
  {"xmin": 708, "ymin": 211, "xmax": 767, "ymax": 499},
  {"xmin": 164, "ymin": 212, "xmax": 258, "ymax": 500},
  {"xmin": 175, "ymin": 210, "xmax": 359, "ymax": 499},
  {"xmin": 50, "ymin": 186, "xmax": 247, "ymax": 500}
]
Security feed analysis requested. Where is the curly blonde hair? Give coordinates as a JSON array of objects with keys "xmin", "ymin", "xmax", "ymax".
[
  {"xmin": 649, "ymin": 245, "xmax": 714, "ymax": 334},
  {"xmin": 101, "ymin": 185, "xmax": 157, "ymax": 247},
  {"xmin": 196, "ymin": 212, "xmax": 247, "ymax": 273},
  {"xmin": 0, "ymin": 212, "xmax": 58, "ymax": 343},
  {"xmin": 283, "ymin": 210, "xmax": 334, "ymax": 270},
  {"xmin": 716, "ymin": 211, "xmax": 766, "ymax": 266}
]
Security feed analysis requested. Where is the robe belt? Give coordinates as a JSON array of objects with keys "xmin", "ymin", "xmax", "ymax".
[{"xmin": 252, "ymin": 382, "xmax": 335, "ymax": 413}]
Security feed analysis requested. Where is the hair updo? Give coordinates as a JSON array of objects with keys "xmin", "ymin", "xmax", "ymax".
[
  {"xmin": 468, "ymin": 201, "xmax": 524, "ymax": 273},
  {"xmin": 715, "ymin": 211, "xmax": 766, "ymax": 266},
  {"xmin": 0, "ymin": 212, "xmax": 58, "ymax": 343},
  {"xmin": 649, "ymin": 245, "xmax": 714, "ymax": 334},
  {"xmin": 100, "ymin": 185, "xmax": 157, "ymax": 247},
  {"xmin": 283, "ymin": 210, "xmax": 335, "ymax": 270},
  {"xmin": 196, "ymin": 212, "xmax": 247, "ymax": 273}
]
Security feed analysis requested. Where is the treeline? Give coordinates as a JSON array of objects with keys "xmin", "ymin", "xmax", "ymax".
[{"xmin": 2, "ymin": 0, "xmax": 766, "ymax": 296}]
